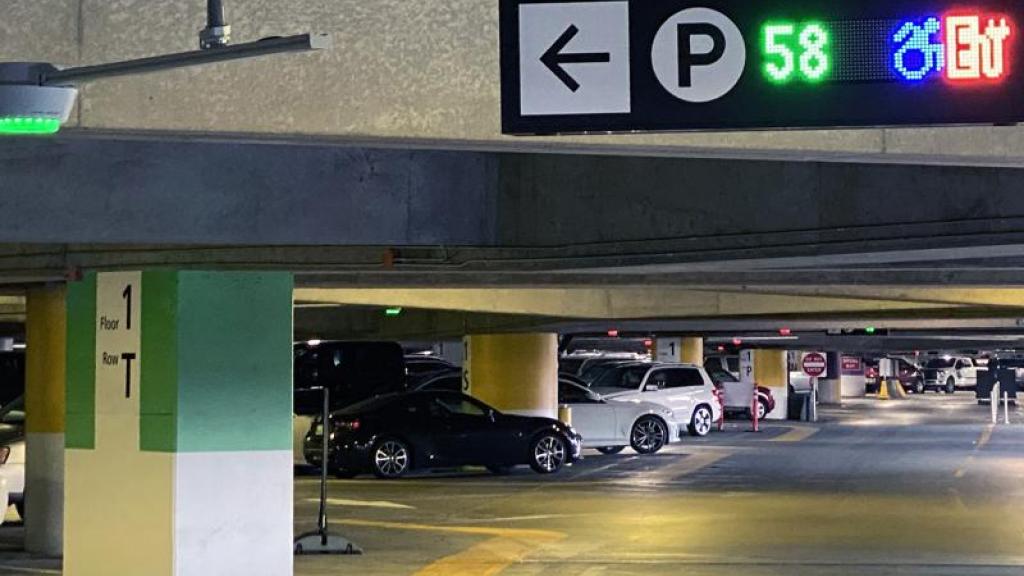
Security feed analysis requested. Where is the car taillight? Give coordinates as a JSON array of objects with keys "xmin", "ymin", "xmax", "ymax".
[
  {"xmin": 0, "ymin": 446, "xmax": 10, "ymax": 465},
  {"xmin": 336, "ymin": 419, "xmax": 360, "ymax": 431}
]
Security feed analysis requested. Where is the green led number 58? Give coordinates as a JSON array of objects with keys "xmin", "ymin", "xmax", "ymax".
[{"xmin": 763, "ymin": 22, "xmax": 830, "ymax": 83}]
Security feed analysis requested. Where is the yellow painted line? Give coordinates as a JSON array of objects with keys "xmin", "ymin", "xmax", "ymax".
[
  {"xmin": 307, "ymin": 497, "xmax": 414, "ymax": 510},
  {"xmin": 625, "ymin": 449, "xmax": 731, "ymax": 486},
  {"xmin": 770, "ymin": 425, "xmax": 819, "ymax": 443},
  {"xmin": 335, "ymin": 518, "xmax": 564, "ymax": 540},
  {"xmin": 954, "ymin": 425, "xmax": 994, "ymax": 478},
  {"xmin": 336, "ymin": 519, "xmax": 565, "ymax": 576},
  {"xmin": 977, "ymin": 425, "xmax": 994, "ymax": 449}
]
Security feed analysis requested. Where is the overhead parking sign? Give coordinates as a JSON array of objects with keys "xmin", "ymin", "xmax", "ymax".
[{"xmin": 500, "ymin": 0, "xmax": 1024, "ymax": 134}]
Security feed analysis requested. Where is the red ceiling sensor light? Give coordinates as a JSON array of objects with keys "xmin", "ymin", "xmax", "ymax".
[
  {"xmin": 607, "ymin": 329, "xmax": 620, "ymax": 338},
  {"xmin": 732, "ymin": 338, "xmax": 743, "ymax": 346},
  {"xmin": 717, "ymin": 345, "xmax": 726, "ymax": 352},
  {"xmin": 779, "ymin": 328, "xmax": 793, "ymax": 336},
  {"xmin": 643, "ymin": 339, "xmax": 654, "ymax": 348}
]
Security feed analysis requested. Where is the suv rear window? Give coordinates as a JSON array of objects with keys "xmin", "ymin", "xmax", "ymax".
[
  {"xmin": 593, "ymin": 365, "xmax": 649, "ymax": 389},
  {"xmin": 647, "ymin": 368, "xmax": 705, "ymax": 389}
]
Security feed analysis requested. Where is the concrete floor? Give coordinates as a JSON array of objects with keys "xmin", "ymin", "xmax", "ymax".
[{"xmin": 1, "ymin": 394, "xmax": 1022, "ymax": 575}]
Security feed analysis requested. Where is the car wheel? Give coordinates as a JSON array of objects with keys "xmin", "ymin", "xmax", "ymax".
[
  {"xmin": 596, "ymin": 446, "xmax": 626, "ymax": 455},
  {"xmin": 530, "ymin": 434, "xmax": 567, "ymax": 474},
  {"xmin": 688, "ymin": 405, "xmax": 714, "ymax": 437},
  {"xmin": 945, "ymin": 377, "xmax": 956, "ymax": 395},
  {"xmin": 631, "ymin": 416, "xmax": 668, "ymax": 455},
  {"xmin": 486, "ymin": 465, "xmax": 513, "ymax": 475},
  {"xmin": 757, "ymin": 398, "xmax": 769, "ymax": 420},
  {"xmin": 914, "ymin": 380, "xmax": 925, "ymax": 394},
  {"xmin": 371, "ymin": 438, "xmax": 411, "ymax": 479}
]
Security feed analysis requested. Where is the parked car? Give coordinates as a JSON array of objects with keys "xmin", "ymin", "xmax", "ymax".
[
  {"xmin": 293, "ymin": 341, "xmax": 407, "ymax": 466},
  {"xmin": 704, "ymin": 364, "xmax": 776, "ymax": 420},
  {"xmin": 922, "ymin": 356, "xmax": 981, "ymax": 394},
  {"xmin": 0, "ymin": 397, "xmax": 25, "ymax": 522},
  {"xmin": 577, "ymin": 355, "xmax": 648, "ymax": 382},
  {"xmin": 305, "ymin": 391, "xmax": 582, "ymax": 478},
  {"xmin": 893, "ymin": 358, "xmax": 925, "ymax": 394},
  {"xmin": 404, "ymin": 355, "xmax": 457, "ymax": 377},
  {"xmin": 412, "ymin": 370, "xmax": 462, "ymax": 392},
  {"xmin": 590, "ymin": 363, "xmax": 722, "ymax": 437},
  {"xmin": 558, "ymin": 378, "xmax": 682, "ymax": 455}
]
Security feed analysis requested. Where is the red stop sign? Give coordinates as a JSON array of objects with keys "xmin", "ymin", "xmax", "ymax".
[{"xmin": 802, "ymin": 352, "xmax": 827, "ymax": 377}]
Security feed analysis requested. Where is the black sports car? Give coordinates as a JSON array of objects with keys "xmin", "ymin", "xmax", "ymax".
[{"xmin": 304, "ymin": 391, "xmax": 582, "ymax": 478}]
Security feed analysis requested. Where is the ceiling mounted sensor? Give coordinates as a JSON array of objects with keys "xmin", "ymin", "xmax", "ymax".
[{"xmin": 0, "ymin": 0, "xmax": 330, "ymax": 136}]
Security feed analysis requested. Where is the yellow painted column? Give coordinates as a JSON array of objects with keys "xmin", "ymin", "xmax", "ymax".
[
  {"xmin": 464, "ymin": 334, "xmax": 558, "ymax": 418},
  {"xmin": 681, "ymin": 337, "xmax": 703, "ymax": 365},
  {"xmin": 753, "ymin": 350, "xmax": 788, "ymax": 421},
  {"xmin": 25, "ymin": 286, "xmax": 66, "ymax": 556}
]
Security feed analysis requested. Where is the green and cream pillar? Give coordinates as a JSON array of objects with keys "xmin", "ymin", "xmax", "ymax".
[
  {"xmin": 65, "ymin": 271, "xmax": 294, "ymax": 576},
  {"xmin": 25, "ymin": 286, "xmax": 66, "ymax": 556},
  {"xmin": 463, "ymin": 334, "xmax": 558, "ymax": 418}
]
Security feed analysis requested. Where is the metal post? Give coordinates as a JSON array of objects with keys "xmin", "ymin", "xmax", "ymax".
[
  {"xmin": 318, "ymin": 386, "xmax": 330, "ymax": 542},
  {"xmin": 294, "ymin": 386, "xmax": 362, "ymax": 555},
  {"xmin": 991, "ymin": 382, "xmax": 1000, "ymax": 424},
  {"xmin": 751, "ymin": 381, "xmax": 760, "ymax": 433},
  {"xmin": 1004, "ymin": 392, "xmax": 1011, "ymax": 425}
]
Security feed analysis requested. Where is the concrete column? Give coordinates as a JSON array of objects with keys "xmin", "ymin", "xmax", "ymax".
[
  {"xmin": 24, "ymin": 286, "xmax": 66, "ymax": 556},
  {"xmin": 654, "ymin": 337, "xmax": 702, "ymax": 364},
  {"xmin": 681, "ymin": 337, "xmax": 703, "ymax": 365},
  {"xmin": 464, "ymin": 333, "xmax": 558, "ymax": 419},
  {"xmin": 819, "ymin": 352, "xmax": 842, "ymax": 405},
  {"xmin": 753, "ymin": 350, "xmax": 788, "ymax": 421},
  {"xmin": 64, "ymin": 271, "xmax": 294, "ymax": 576}
]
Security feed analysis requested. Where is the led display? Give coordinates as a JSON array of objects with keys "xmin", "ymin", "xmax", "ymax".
[{"xmin": 501, "ymin": 0, "xmax": 1024, "ymax": 134}]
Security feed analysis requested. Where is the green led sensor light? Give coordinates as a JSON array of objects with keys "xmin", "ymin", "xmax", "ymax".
[
  {"xmin": 0, "ymin": 116, "xmax": 61, "ymax": 135},
  {"xmin": 384, "ymin": 307, "xmax": 403, "ymax": 317}
]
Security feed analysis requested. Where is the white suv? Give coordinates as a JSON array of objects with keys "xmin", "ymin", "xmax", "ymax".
[
  {"xmin": 590, "ymin": 363, "xmax": 722, "ymax": 437},
  {"xmin": 921, "ymin": 356, "xmax": 981, "ymax": 394}
]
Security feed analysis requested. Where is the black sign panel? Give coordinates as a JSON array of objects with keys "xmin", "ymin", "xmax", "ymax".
[{"xmin": 500, "ymin": 0, "xmax": 1024, "ymax": 134}]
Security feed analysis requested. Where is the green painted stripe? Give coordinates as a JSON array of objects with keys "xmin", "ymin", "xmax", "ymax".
[
  {"xmin": 140, "ymin": 271, "xmax": 178, "ymax": 452},
  {"xmin": 176, "ymin": 272, "xmax": 293, "ymax": 452},
  {"xmin": 65, "ymin": 274, "xmax": 96, "ymax": 450}
]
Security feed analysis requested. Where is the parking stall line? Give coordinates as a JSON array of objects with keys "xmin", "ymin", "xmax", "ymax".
[
  {"xmin": 770, "ymin": 425, "xmax": 820, "ymax": 443},
  {"xmin": 334, "ymin": 519, "xmax": 566, "ymax": 576}
]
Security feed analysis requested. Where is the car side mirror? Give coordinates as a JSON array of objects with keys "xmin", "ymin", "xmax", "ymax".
[{"xmin": 644, "ymin": 383, "xmax": 660, "ymax": 392}]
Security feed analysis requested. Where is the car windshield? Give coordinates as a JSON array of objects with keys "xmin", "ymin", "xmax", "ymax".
[
  {"xmin": 592, "ymin": 365, "xmax": 649, "ymax": 389},
  {"xmin": 925, "ymin": 358, "xmax": 956, "ymax": 369}
]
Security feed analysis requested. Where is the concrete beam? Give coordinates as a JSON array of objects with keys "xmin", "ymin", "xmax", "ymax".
[
  {"xmin": 294, "ymin": 287, "xmax": 969, "ymax": 320},
  {"xmin": 4, "ymin": 1, "xmax": 1024, "ymax": 165}
]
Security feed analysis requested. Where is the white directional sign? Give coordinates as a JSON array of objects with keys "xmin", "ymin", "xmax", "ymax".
[
  {"xmin": 518, "ymin": 1, "xmax": 630, "ymax": 116},
  {"xmin": 650, "ymin": 7, "xmax": 745, "ymax": 103}
]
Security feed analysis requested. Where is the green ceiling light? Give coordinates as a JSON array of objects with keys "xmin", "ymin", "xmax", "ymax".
[
  {"xmin": 385, "ymin": 307, "xmax": 403, "ymax": 317},
  {"xmin": 865, "ymin": 327, "xmax": 877, "ymax": 335},
  {"xmin": 0, "ymin": 117, "xmax": 62, "ymax": 135}
]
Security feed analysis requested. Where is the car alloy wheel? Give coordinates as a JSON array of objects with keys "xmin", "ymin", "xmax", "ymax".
[
  {"xmin": 945, "ymin": 378, "xmax": 956, "ymax": 395},
  {"xmin": 372, "ymin": 439, "xmax": 410, "ymax": 479},
  {"xmin": 689, "ymin": 406, "xmax": 713, "ymax": 437},
  {"xmin": 530, "ymin": 434, "xmax": 567, "ymax": 474},
  {"xmin": 914, "ymin": 380, "xmax": 925, "ymax": 394},
  {"xmin": 757, "ymin": 398, "xmax": 768, "ymax": 420},
  {"xmin": 631, "ymin": 416, "xmax": 667, "ymax": 455}
]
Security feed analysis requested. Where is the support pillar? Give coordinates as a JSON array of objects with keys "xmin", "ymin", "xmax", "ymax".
[
  {"xmin": 753, "ymin": 350, "xmax": 788, "ymax": 421},
  {"xmin": 64, "ymin": 271, "xmax": 294, "ymax": 576},
  {"xmin": 654, "ymin": 337, "xmax": 703, "ymax": 365},
  {"xmin": 819, "ymin": 352, "xmax": 842, "ymax": 405},
  {"xmin": 464, "ymin": 333, "xmax": 558, "ymax": 419},
  {"xmin": 681, "ymin": 337, "xmax": 703, "ymax": 366},
  {"xmin": 25, "ymin": 286, "xmax": 66, "ymax": 556}
]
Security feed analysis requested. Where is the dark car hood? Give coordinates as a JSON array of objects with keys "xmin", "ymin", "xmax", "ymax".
[{"xmin": 497, "ymin": 413, "xmax": 571, "ymax": 432}]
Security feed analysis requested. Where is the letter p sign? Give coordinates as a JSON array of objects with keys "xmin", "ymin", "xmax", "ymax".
[{"xmin": 652, "ymin": 8, "xmax": 747, "ymax": 103}]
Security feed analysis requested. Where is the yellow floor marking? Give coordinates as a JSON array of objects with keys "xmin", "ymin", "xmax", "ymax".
[
  {"xmin": 309, "ymin": 497, "xmax": 414, "ymax": 509},
  {"xmin": 770, "ymin": 425, "xmax": 819, "ymax": 443},
  {"xmin": 955, "ymin": 425, "xmax": 994, "ymax": 478},
  {"xmin": 336, "ymin": 519, "xmax": 566, "ymax": 576},
  {"xmin": 623, "ymin": 449, "xmax": 731, "ymax": 486}
]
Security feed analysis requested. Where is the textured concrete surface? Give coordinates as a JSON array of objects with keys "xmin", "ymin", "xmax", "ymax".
[
  {"xmin": 1, "ymin": 395, "xmax": 1021, "ymax": 575},
  {"xmin": 3, "ymin": 1, "xmax": 1024, "ymax": 163}
]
